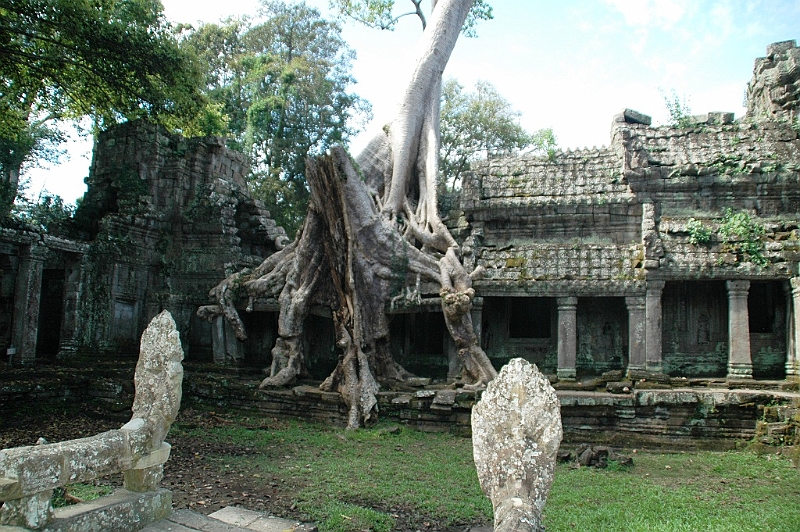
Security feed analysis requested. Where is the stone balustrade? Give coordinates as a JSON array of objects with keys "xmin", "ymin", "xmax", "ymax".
[{"xmin": 0, "ymin": 311, "xmax": 183, "ymax": 531}]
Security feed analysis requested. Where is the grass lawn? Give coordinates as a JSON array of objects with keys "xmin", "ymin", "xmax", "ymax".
[{"xmin": 170, "ymin": 411, "xmax": 800, "ymax": 532}]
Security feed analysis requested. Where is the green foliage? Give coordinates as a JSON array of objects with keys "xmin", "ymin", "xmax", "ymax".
[
  {"xmin": 686, "ymin": 217, "xmax": 712, "ymax": 246},
  {"xmin": 329, "ymin": 0, "xmax": 493, "ymax": 36},
  {"xmin": 685, "ymin": 210, "xmax": 768, "ymax": 266},
  {"xmin": 548, "ymin": 451, "xmax": 800, "ymax": 531},
  {"xmin": 52, "ymin": 483, "xmax": 114, "ymax": 508},
  {"xmin": 439, "ymin": 79, "xmax": 552, "ymax": 192},
  {"xmin": 8, "ymin": 193, "xmax": 74, "ymax": 233},
  {"xmin": 718, "ymin": 208, "xmax": 767, "ymax": 266},
  {"xmin": 300, "ymin": 500, "xmax": 393, "ymax": 532},
  {"xmin": 0, "ymin": 0, "xmax": 205, "ymax": 209},
  {"xmin": 530, "ymin": 127, "xmax": 558, "ymax": 161},
  {"xmin": 174, "ymin": 417, "xmax": 491, "ymax": 531},
  {"xmin": 662, "ymin": 89, "xmax": 693, "ymax": 128},
  {"xmin": 181, "ymin": 1, "xmax": 371, "ymax": 237}
]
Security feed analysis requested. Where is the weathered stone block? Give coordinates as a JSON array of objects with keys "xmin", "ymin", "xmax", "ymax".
[
  {"xmin": 472, "ymin": 359, "xmax": 562, "ymax": 532},
  {"xmin": 43, "ymin": 488, "xmax": 172, "ymax": 532},
  {"xmin": 606, "ymin": 381, "xmax": 633, "ymax": 394}
]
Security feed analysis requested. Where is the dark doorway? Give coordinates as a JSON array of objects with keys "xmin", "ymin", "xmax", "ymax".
[{"xmin": 36, "ymin": 269, "xmax": 65, "ymax": 359}]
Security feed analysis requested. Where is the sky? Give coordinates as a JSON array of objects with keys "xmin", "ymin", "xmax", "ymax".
[{"xmin": 24, "ymin": 0, "xmax": 800, "ymax": 204}]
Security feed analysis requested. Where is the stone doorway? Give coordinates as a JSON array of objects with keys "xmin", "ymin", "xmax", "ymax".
[{"xmin": 36, "ymin": 269, "xmax": 65, "ymax": 360}]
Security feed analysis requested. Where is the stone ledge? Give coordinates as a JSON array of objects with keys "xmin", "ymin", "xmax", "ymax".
[{"xmin": 13, "ymin": 489, "xmax": 174, "ymax": 532}]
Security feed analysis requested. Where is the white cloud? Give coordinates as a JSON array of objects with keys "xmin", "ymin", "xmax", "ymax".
[
  {"xmin": 603, "ymin": 0, "xmax": 688, "ymax": 29},
  {"xmin": 161, "ymin": 0, "xmax": 260, "ymax": 25}
]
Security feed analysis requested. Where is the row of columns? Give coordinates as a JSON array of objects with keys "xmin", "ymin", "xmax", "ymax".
[{"xmin": 554, "ymin": 279, "xmax": 800, "ymax": 381}]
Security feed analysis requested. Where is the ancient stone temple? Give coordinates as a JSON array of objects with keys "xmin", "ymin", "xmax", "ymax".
[
  {"xmin": 0, "ymin": 120, "xmax": 287, "ymax": 365},
  {"xmin": 201, "ymin": 40, "xmax": 800, "ymax": 384},
  {"xmin": 457, "ymin": 40, "xmax": 800, "ymax": 382},
  {"xmin": 1, "ymin": 41, "xmax": 799, "ymax": 387}
]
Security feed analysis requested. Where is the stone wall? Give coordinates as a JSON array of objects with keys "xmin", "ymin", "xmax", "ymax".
[
  {"xmin": 461, "ymin": 40, "xmax": 800, "ymax": 380},
  {"xmin": 746, "ymin": 40, "xmax": 800, "ymax": 123},
  {"xmin": 71, "ymin": 121, "xmax": 287, "ymax": 359},
  {"xmin": 462, "ymin": 148, "xmax": 640, "ymax": 246},
  {"xmin": 182, "ymin": 369, "xmax": 800, "ymax": 450}
]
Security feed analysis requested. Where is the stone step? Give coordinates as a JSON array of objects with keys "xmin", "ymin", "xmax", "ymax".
[
  {"xmin": 209, "ymin": 507, "xmax": 310, "ymax": 532},
  {"xmin": 141, "ymin": 508, "xmax": 311, "ymax": 532},
  {"xmin": 140, "ymin": 509, "xmax": 252, "ymax": 532}
]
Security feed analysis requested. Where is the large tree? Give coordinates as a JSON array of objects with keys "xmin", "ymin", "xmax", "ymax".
[
  {"xmin": 0, "ymin": 0, "xmax": 206, "ymax": 213},
  {"xmin": 180, "ymin": 1, "xmax": 370, "ymax": 236},
  {"xmin": 201, "ymin": 0, "xmax": 497, "ymax": 429}
]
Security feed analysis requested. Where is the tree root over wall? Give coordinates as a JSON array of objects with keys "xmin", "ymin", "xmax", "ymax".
[{"xmin": 199, "ymin": 0, "xmax": 497, "ymax": 428}]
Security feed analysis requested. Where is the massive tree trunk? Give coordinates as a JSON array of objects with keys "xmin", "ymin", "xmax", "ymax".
[{"xmin": 200, "ymin": 0, "xmax": 496, "ymax": 428}]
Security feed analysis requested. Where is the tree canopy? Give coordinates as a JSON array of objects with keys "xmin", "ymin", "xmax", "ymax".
[
  {"xmin": 439, "ymin": 79, "xmax": 555, "ymax": 193},
  {"xmin": 181, "ymin": 0, "xmax": 371, "ymax": 236},
  {"xmin": 329, "ymin": 0, "xmax": 492, "ymax": 36},
  {"xmin": 0, "ymin": 0, "xmax": 205, "ymax": 211}
]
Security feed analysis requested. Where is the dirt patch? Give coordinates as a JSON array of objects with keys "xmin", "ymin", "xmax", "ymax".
[{"xmin": 162, "ymin": 408, "xmax": 303, "ymax": 517}]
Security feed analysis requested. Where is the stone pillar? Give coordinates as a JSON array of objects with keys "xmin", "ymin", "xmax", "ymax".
[
  {"xmin": 726, "ymin": 280, "xmax": 753, "ymax": 379},
  {"xmin": 10, "ymin": 245, "xmax": 46, "ymax": 365},
  {"xmin": 57, "ymin": 255, "xmax": 85, "ymax": 359},
  {"xmin": 557, "ymin": 297, "xmax": 578, "ymax": 381},
  {"xmin": 786, "ymin": 279, "xmax": 800, "ymax": 379},
  {"xmin": 645, "ymin": 280, "xmax": 665, "ymax": 373},
  {"xmin": 625, "ymin": 296, "xmax": 646, "ymax": 375},
  {"xmin": 212, "ymin": 315, "xmax": 244, "ymax": 365}
]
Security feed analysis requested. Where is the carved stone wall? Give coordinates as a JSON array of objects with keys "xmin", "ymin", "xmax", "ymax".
[
  {"xmin": 746, "ymin": 40, "xmax": 800, "ymax": 123},
  {"xmin": 71, "ymin": 120, "xmax": 288, "ymax": 360},
  {"xmin": 462, "ymin": 41, "xmax": 800, "ymax": 380},
  {"xmin": 4, "ymin": 43, "xmax": 800, "ymax": 381}
]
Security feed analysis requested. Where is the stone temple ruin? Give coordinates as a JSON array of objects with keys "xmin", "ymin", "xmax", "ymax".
[{"xmin": 1, "ymin": 42, "xmax": 800, "ymax": 435}]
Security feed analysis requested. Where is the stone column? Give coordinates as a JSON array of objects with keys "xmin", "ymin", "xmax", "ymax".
[
  {"xmin": 645, "ymin": 280, "xmax": 665, "ymax": 372},
  {"xmin": 726, "ymin": 280, "xmax": 753, "ymax": 379},
  {"xmin": 557, "ymin": 297, "xmax": 578, "ymax": 381},
  {"xmin": 11, "ymin": 245, "xmax": 46, "ymax": 365},
  {"xmin": 57, "ymin": 255, "xmax": 84, "ymax": 359},
  {"xmin": 212, "ymin": 315, "xmax": 244, "ymax": 365},
  {"xmin": 625, "ymin": 296, "xmax": 646, "ymax": 375},
  {"xmin": 787, "ymin": 279, "xmax": 800, "ymax": 379}
]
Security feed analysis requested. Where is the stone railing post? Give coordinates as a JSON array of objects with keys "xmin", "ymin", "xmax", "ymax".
[
  {"xmin": 0, "ymin": 311, "xmax": 183, "ymax": 530},
  {"xmin": 472, "ymin": 358, "xmax": 562, "ymax": 532},
  {"xmin": 726, "ymin": 280, "xmax": 752, "ymax": 379},
  {"xmin": 557, "ymin": 297, "xmax": 578, "ymax": 381}
]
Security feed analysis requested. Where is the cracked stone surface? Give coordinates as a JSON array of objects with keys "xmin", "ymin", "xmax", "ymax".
[{"xmin": 472, "ymin": 358, "xmax": 562, "ymax": 532}]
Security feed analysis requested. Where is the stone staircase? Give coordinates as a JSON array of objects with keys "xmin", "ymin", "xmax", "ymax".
[{"xmin": 141, "ymin": 507, "xmax": 316, "ymax": 532}]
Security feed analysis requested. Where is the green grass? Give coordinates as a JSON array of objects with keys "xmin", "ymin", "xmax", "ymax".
[
  {"xmin": 546, "ymin": 452, "xmax": 800, "ymax": 532},
  {"xmin": 174, "ymin": 419, "xmax": 491, "ymax": 530},
  {"xmin": 52, "ymin": 482, "xmax": 115, "ymax": 508},
  {"xmin": 172, "ymin": 413, "xmax": 800, "ymax": 532}
]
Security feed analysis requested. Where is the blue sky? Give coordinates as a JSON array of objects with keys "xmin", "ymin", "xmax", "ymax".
[{"xmin": 25, "ymin": 0, "xmax": 800, "ymax": 204}]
